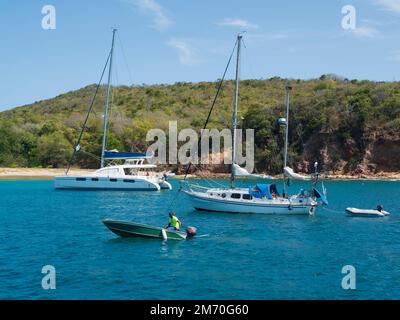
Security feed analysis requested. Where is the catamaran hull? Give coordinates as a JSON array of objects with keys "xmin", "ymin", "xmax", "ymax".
[
  {"xmin": 54, "ymin": 176, "xmax": 161, "ymax": 190},
  {"xmin": 159, "ymin": 180, "xmax": 172, "ymax": 190},
  {"xmin": 184, "ymin": 191, "xmax": 315, "ymax": 215}
]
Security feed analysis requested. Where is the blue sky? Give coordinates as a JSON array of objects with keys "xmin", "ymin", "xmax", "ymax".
[{"xmin": 0, "ymin": 0, "xmax": 399, "ymax": 110}]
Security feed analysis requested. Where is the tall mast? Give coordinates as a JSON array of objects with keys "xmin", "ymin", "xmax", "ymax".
[
  {"xmin": 101, "ymin": 28, "xmax": 117, "ymax": 168},
  {"xmin": 282, "ymin": 85, "xmax": 292, "ymax": 196},
  {"xmin": 230, "ymin": 34, "xmax": 242, "ymax": 189}
]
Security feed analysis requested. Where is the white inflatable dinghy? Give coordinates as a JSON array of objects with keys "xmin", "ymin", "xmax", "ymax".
[{"xmin": 345, "ymin": 207, "xmax": 390, "ymax": 217}]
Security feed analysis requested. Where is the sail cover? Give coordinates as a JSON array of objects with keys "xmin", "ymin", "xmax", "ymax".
[
  {"xmin": 249, "ymin": 184, "xmax": 273, "ymax": 199},
  {"xmin": 313, "ymin": 187, "xmax": 328, "ymax": 206},
  {"xmin": 233, "ymin": 164, "xmax": 273, "ymax": 179},
  {"xmin": 283, "ymin": 166, "xmax": 312, "ymax": 181},
  {"xmin": 104, "ymin": 151, "xmax": 153, "ymax": 159}
]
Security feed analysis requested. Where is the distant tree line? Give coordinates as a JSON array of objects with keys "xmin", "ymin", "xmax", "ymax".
[{"xmin": 0, "ymin": 76, "xmax": 399, "ymax": 174}]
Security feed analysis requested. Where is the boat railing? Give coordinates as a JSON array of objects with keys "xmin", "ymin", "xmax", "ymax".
[{"xmin": 184, "ymin": 183, "xmax": 210, "ymax": 192}]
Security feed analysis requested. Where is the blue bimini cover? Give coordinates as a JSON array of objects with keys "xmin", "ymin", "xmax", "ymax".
[
  {"xmin": 104, "ymin": 151, "xmax": 152, "ymax": 159},
  {"xmin": 249, "ymin": 184, "xmax": 273, "ymax": 199}
]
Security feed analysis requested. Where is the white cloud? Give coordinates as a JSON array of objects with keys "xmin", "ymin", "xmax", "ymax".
[
  {"xmin": 126, "ymin": 0, "xmax": 173, "ymax": 31},
  {"xmin": 216, "ymin": 18, "xmax": 259, "ymax": 30},
  {"xmin": 167, "ymin": 39, "xmax": 198, "ymax": 65},
  {"xmin": 375, "ymin": 0, "xmax": 400, "ymax": 13}
]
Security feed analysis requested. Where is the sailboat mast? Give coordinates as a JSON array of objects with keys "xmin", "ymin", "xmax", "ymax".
[
  {"xmin": 282, "ymin": 85, "xmax": 292, "ymax": 195},
  {"xmin": 230, "ymin": 34, "xmax": 242, "ymax": 189},
  {"xmin": 101, "ymin": 28, "xmax": 117, "ymax": 168}
]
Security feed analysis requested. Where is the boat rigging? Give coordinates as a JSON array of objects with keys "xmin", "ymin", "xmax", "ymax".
[{"xmin": 180, "ymin": 34, "xmax": 328, "ymax": 215}]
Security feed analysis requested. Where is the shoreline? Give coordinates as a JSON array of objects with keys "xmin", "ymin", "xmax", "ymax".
[
  {"xmin": 0, "ymin": 168, "xmax": 92, "ymax": 180},
  {"xmin": 0, "ymin": 167, "xmax": 399, "ymax": 181}
]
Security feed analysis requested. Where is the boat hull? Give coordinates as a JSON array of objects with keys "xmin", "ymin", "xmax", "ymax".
[
  {"xmin": 54, "ymin": 176, "xmax": 161, "ymax": 190},
  {"xmin": 159, "ymin": 180, "xmax": 172, "ymax": 190},
  {"xmin": 183, "ymin": 190, "xmax": 315, "ymax": 215},
  {"xmin": 345, "ymin": 207, "xmax": 390, "ymax": 217},
  {"xmin": 103, "ymin": 219, "xmax": 187, "ymax": 240}
]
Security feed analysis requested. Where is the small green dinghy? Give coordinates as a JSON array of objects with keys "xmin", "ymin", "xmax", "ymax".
[{"xmin": 103, "ymin": 219, "xmax": 196, "ymax": 241}]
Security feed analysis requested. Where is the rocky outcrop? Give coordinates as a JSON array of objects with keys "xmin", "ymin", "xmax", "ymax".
[{"xmin": 299, "ymin": 128, "xmax": 400, "ymax": 176}]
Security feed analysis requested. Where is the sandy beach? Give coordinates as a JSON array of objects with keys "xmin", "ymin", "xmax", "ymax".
[{"xmin": 0, "ymin": 168, "xmax": 93, "ymax": 180}]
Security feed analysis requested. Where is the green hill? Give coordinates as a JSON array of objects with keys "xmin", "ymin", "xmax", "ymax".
[{"xmin": 1, "ymin": 76, "xmax": 399, "ymax": 175}]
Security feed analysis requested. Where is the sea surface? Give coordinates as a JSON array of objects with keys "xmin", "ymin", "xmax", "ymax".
[{"xmin": 0, "ymin": 179, "xmax": 399, "ymax": 300}]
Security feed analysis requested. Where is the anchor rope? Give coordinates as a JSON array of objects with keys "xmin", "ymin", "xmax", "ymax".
[{"xmin": 321, "ymin": 207, "xmax": 343, "ymax": 214}]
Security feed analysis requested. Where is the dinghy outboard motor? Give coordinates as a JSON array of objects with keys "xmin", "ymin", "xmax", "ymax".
[
  {"xmin": 377, "ymin": 204, "xmax": 384, "ymax": 212},
  {"xmin": 186, "ymin": 226, "xmax": 197, "ymax": 238}
]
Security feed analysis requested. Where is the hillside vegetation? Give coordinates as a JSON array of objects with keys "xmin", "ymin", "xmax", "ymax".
[{"xmin": 0, "ymin": 76, "xmax": 399, "ymax": 175}]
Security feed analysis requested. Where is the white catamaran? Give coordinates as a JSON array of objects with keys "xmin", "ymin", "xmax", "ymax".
[
  {"xmin": 182, "ymin": 34, "xmax": 327, "ymax": 214},
  {"xmin": 54, "ymin": 29, "xmax": 171, "ymax": 191}
]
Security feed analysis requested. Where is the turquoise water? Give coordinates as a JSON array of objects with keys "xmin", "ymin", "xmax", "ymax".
[{"xmin": 0, "ymin": 179, "xmax": 399, "ymax": 299}]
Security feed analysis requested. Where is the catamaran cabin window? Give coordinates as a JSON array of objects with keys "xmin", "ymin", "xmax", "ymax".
[
  {"xmin": 123, "ymin": 179, "xmax": 135, "ymax": 183},
  {"xmin": 91, "ymin": 178, "xmax": 99, "ymax": 181},
  {"xmin": 110, "ymin": 178, "xmax": 118, "ymax": 182},
  {"xmin": 124, "ymin": 168, "xmax": 141, "ymax": 175},
  {"xmin": 100, "ymin": 168, "xmax": 118, "ymax": 175},
  {"xmin": 76, "ymin": 178, "xmax": 86, "ymax": 181},
  {"xmin": 231, "ymin": 193, "xmax": 241, "ymax": 199}
]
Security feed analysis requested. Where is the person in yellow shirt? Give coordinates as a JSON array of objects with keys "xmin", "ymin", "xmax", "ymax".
[{"xmin": 164, "ymin": 211, "xmax": 181, "ymax": 231}]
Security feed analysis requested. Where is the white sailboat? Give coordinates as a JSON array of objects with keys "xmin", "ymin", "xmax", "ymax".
[
  {"xmin": 182, "ymin": 34, "xmax": 327, "ymax": 214},
  {"xmin": 232, "ymin": 163, "xmax": 273, "ymax": 180},
  {"xmin": 54, "ymin": 29, "xmax": 171, "ymax": 191}
]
